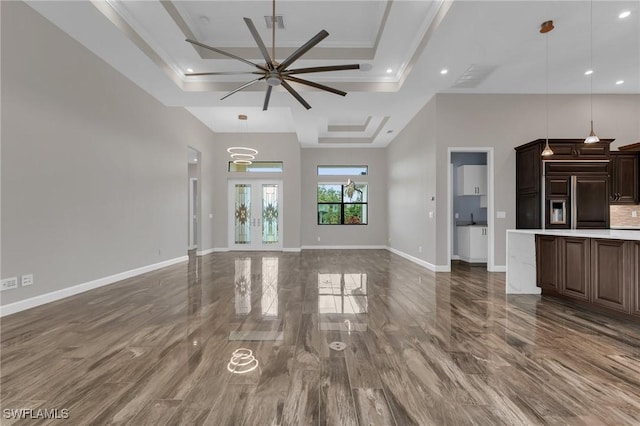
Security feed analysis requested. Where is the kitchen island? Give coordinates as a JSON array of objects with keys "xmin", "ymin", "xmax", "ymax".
[{"xmin": 507, "ymin": 228, "xmax": 640, "ymax": 318}]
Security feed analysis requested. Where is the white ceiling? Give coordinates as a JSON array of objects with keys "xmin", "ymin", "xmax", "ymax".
[{"xmin": 26, "ymin": 1, "xmax": 640, "ymax": 147}]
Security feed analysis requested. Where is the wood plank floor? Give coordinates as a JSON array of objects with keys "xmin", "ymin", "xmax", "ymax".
[{"xmin": 2, "ymin": 250, "xmax": 640, "ymax": 425}]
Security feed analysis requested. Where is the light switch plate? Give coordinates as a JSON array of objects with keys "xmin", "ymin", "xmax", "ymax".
[
  {"xmin": 633, "ymin": 211, "xmax": 638, "ymax": 218},
  {"xmin": 496, "ymin": 211, "xmax": 506, "ymax": 219},
  {"xmin": 21, "ymin": 274, "xmax": 34, "ymax": 287},
  {"xmin": 1, "ymin": 277, "xmax": 18, "ymax": 291}
]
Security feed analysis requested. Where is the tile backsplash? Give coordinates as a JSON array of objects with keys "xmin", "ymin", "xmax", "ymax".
[{"xmin": 610, "ymin": 205, "xmax": 640, "ymax": 227}]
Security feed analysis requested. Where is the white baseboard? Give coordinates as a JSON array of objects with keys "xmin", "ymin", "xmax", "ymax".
[
  {"xmin": 301, "ymin": 245, "xmax": 387, "ymax": 250},
  {"xmin": 386, "ymin": 247, "xmax": 449, "ymax": 272},
  {"xmin": 282, "ymin": 248, "xmax": 302, "ymax": 252},
  {"xmin": 196, "ymin": 248, "xmax": 215, "ymax": 256},
  {"xmin": 489, "ymin": 265, "xmax": 506, "ymax": 272},
  {"xmin": 212, "ymin": 247, "xmax": 229, "ymax": 252},
  {"xmin": 451, "ymin": 254, "xmax": 460, "ymax": 260},
  {"xmin": 0, "ymin": 255, "xmax": 188, "ymax": 317}
]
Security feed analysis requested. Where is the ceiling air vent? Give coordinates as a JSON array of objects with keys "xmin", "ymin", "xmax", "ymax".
[
  {"xmin": 264, "ymin": 15, "xmax": 285, "ymax": 29},
  {"xmin": 451, "ymin": 64, "xmax": 497, "ymax": 88}
]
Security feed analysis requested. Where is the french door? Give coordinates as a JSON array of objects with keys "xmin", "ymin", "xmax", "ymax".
[{"xmin": 228, "ymin": 180, "xmax": 283, "ymax": 250}]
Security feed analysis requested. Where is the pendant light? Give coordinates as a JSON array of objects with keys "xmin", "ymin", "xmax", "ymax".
[
  {"xmin": 584, "ymin": 0, "xmax": 600, "ymax": 144},
  {"xmin": 540, "ymin": 20, "xmax": 555, "ymax": 156}
]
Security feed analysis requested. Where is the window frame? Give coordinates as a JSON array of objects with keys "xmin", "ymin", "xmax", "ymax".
[{"xmin": 317, "ymin": 182, "xmax": 368, "ymax": 225}]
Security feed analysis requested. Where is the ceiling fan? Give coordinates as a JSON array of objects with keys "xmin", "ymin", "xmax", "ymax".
[{"xmin": 185, "ymin": 0, "xmax": 360, "ymax": 111}]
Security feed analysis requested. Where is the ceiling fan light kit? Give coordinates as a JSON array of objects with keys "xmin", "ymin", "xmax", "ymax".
[{"xmin": 185, "ymin": 0, "xmax": 360, "ymax": 111}]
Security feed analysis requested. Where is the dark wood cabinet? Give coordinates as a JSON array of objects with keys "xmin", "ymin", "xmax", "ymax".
[
  {"xmin": 609, "ymin": 152, "xmax": 638, "ymax": 204},
  {"xmin": 591, "ymin": 239, "xmax": 630, "ymax": 313},
  {"xmin": 536, "ymin": 235, "xmax": 558, "ymax": 290},
  {"xmin": 516, "ymin": 143, "xmax": 542, "ymax": 228},
  {"xmin": 515, "ymin": 139, "xmax": 612, "ymax": 230},
  {"xmin": 559, "ymin": 237, "xmax": 590, "ymax": 301},
  {"xmin": 633, "ymin": 242, "xmax": 640, "ymax": 317},
  {"xmin": 575, "ymin": 176, "xmax": 609, "ymax": 229}
]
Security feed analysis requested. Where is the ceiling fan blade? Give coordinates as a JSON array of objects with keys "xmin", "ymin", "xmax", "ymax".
[
  {"xmin": 283, "ymin": 64, "xmax": 360, "ymax": 75},
  {"xmin": 280, "ymin": 80, "xmax": 311, "ymax": 110},
  {"xmin": 284, "ymin": 76, "xmax": 346, "ymax": 96},
  {"xmin": 186, "ymin": 39, "xmax": 267, "ymax": 71},
  {"xmin": 243, "ymin": 18, "xmax": 275, "ymax": 70},
  {"xmin": 263, "ymin": 86, "xmax": 273, "ymax": 111},
  {"xmin": 277, "ymin": 30, "xmax": 329, "ymax": 71},
  {"xmin": 186, "ymin": 71, "xmax": 263, "ymax": 76},
  {"xmin": 220, "ymin": 77, "xmax": 265, "ymax": 100}
]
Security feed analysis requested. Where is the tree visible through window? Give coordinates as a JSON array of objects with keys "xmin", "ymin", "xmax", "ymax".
[{"xmin": 317, "ymin": 183, "xmax": 368, "ymax": 225}]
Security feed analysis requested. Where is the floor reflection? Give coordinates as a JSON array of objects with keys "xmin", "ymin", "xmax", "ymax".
[
  {"xmin": 230, "ymin": 256, "xmax": 283, "ymax": 341},
  {"xmin": 318, "ymin": 272, "xmax": 368, "ymax": 332}
]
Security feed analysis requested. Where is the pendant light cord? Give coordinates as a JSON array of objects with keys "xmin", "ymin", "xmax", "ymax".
[
  {"xmin": 589, "ymin": 0, "xmax": 593, "ymax": 122},
  {"xmin": 546, "ymin": 30, "xmax": 549, "ymax": 143}
]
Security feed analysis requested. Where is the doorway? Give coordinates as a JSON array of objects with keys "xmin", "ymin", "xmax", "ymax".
[
  {"xmin": 188, "ymin": 147, "xmax": 201, "ymax": 251},
  {"xmin": 228, "ymin": 180, "xmax": 283, "ymax": 250},
  {"xmin": 447, "ymin": 148, "xmax": 495, "ymax": 271}
]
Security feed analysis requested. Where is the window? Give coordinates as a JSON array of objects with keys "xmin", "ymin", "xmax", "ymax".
[
  {"xmin": 317, "ymin": 165, "xmax": 368, "ymax": 176},
  {"xmin": 317, "ymin": 182, "xmax": 368, "ymax": 225},
  {"xmin": 228, "ymin": 161, "xmax": 283, "ymax": 172}
]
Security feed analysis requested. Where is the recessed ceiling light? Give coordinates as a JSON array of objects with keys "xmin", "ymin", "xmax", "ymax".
[
  {"xmin": 616, "ymin": 80, "xmax": 624, "ymax": 85},
  {"xmin": 619, "ymin": 11, "xmax": 631, "ymax": 19},
  {"xmin": 186, "ymin": 68, "xmax": 194, "ymax": 73},
  {"xmin": 386, "ymin": 68, "xmax": 393, "ymax": 74},
  {"xmin": 584, "ymin": 69, "xmax": 593, "ymax": 76},
  {"xmin": 440, "ymin": 69, "xmax": 448, "ymax": 75}
]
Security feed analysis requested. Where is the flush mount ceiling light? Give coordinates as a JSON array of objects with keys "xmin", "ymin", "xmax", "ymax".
[
  {"xmin": 540, "ymin": 20, "xmax": 554, "ymax": 157},
  {"xmin": 584, "ymin": 1, "xmax": 600, "ymax": 144},
  {"xmin": 184, "ymin": 0, "xmax": 360, "ymax": 110}
]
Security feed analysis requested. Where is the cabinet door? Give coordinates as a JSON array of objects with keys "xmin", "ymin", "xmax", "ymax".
[
  {"xmin": 536, "ymin": 235, "xmax": 558, "ymax": 290},
  {"xmin": 457, "ymin": 226, "xmax": 470, "ymax": 260},
  {"xmin": 611, "ymin": 154, "xmax": 638, "ymax": 204},
  {"xmin": 575, "ymin": 143, "xmax": 609, "ymax": 160},
  {"xmin": 575, "ymin": 176, "xmax": 609, "ymax": 229},
  {"xmin": 516, "ymin": 145, "xmax": 540, "ymax": 193},
  {"xmin": 517, "ymin": 192, "xmax": 541, "ymax": 229},
  {"xmin": 591, "ymin": 239, "xmax": 630, "ymax": 313},
  {"xmin": 633, "ymin": 242, "xmax": 640, "ymax": 317},
  {"xmin": 457, "ymin": 165, "xmax": 487, "ymax": 195},
  {"xmin": 560, "ymin": 237, "xmax": 590, "ymax": 301},
  {"xmin": 469, "ymin": 227, "xmax": 488, "ymax": 261}
]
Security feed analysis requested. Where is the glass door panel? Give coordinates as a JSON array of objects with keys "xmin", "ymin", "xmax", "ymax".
[{"xmin": 229, "ymin": 180, "xmax": 283, "ymax": 250}]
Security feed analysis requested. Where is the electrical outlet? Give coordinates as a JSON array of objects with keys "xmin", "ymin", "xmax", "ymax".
[
  {"xmin": 21, "ymin": 274, "xmax": 34, "ymax": 287},
  {"xmin": 633, "ymin": 210, "xmax": 638, "ymax": 218},
  {"xmin": 418, "ymin": 246, "xmax": 423, "ymax": 253},
  {"xmin": 496, "ymin": 211, "xmax": 506, "ymax": 219},
  {"xmin": 1, "ymin": 277, "xmax": 18, "ymax": 291},
  {"xmin": 317, "ymin": 236, "xmax": 321, "ymax": 242},
  {"xmin": 428, "ymin": 211, "xmax": 434, "ymax": 219}
]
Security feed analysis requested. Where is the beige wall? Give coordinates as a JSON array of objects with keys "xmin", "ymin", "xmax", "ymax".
[
  {"xmin": 301, "ymin": 148, "xmax": 388, "ymax": 247},
  {"xmin": 210, "ymin": 133, "xmax": 301, "ymax": 249},
  {"xmin": 387, "ymin": 97, "xmax": 438, "ymax": 266},
  {"xmin": 388, "ymin": 92, "xmax": 640, "ymax": 270},
  {"xmin": 1, "ymin": 2, "xmax": 218, "ymax": 306}
]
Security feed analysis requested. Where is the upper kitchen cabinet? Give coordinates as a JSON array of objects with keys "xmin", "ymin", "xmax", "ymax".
[
  {"xmin": 542, "ymin": 139, "xmax": 612, "ymax": 160},
  {"xmin": 609, "ymin": 152, "xmax": 638, "ymax": 204},
  {"xmin": 457, "ymin": 165, "xmax": 487, "ymax": 195}
]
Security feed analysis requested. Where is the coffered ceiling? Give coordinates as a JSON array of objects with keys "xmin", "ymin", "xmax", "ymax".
[{"xmin": 25, "ymin": 1, "xmax": 640, "ymax": 147}]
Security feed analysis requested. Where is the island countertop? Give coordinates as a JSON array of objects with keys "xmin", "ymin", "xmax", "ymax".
[{"xmin": 507, "ymin": 228, "xmax": 640, "ymax": 241}]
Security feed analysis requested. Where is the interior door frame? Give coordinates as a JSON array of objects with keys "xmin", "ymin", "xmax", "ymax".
[
  {"xmin": 446, "ymin": 147, "xmax": 496, "ymax": 272},
  {"xmin": 189, "ymin": 177, "xmax": 198, "ymax": 249},
  {"xmin": 228, "ymin": 179, "xmax": 284, "ymax": 251}
]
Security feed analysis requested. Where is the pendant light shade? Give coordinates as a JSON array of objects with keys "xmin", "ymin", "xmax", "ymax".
[
  {"xmin": 540, "ymin": 20, "xmax": 554, "ymax": 157},
  {"xmin": 584, "ymin": 120, "xmax": 600, "ymax": 144}
]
